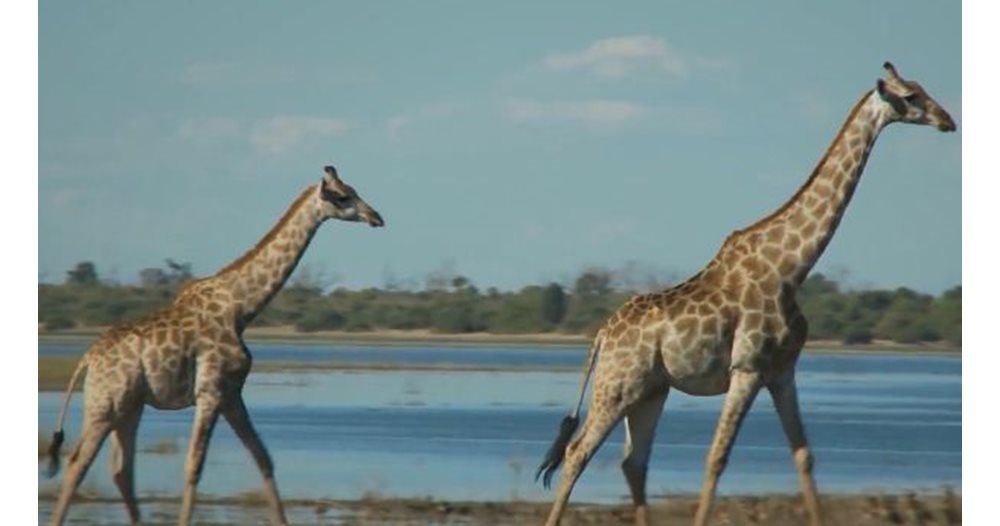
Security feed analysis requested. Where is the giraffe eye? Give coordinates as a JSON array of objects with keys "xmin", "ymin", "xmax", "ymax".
[
  {"xmin": 322, "ymin": 187, "xmax": 354, "ymax": 207},
  {"xmin": 902, "ymin": 93, "xmax": 920, "ymax": 104}
]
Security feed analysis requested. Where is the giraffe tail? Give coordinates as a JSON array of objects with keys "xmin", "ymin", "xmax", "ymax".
[
  {"xmin": 47, "ymin": 356, "xmax": 89, "ymax": 478},
  {"xmin": 535, "ymin": 333, "xmax": 603, "ymax": 489}
]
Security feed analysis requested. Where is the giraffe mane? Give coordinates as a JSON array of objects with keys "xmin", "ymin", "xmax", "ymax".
[
  {"xmin": 214, "ymin": 186, "xmax": 316, "ymax": 276},
  {"xmin": 731, "ymin": 89, "xmax": 874, "ymax": 237}
]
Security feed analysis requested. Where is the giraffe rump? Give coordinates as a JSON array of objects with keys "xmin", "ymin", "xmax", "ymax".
[{"xmin": 535, "ymin": 414, "xmax": 580, "ymax": 489}]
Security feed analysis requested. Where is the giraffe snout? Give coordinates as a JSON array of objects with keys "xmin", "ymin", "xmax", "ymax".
[{"xmin": 365, "ymin": 209, "xmax": 384, "ymax": 227}]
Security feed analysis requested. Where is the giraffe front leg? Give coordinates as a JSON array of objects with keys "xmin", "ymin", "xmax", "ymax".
[
  {"xmin": 223, "ymin": 395, "xmax": 288, "ymax": 526},
  {"xmin": 110, "ymin": 406, "xmax": 144, "ymax": 525},
  {"xmin": 177, "ymin": 396, "xmax": 221, "ymax": 526},
  {"xmin": 693, "ymin": 368, "xmax": 762, "ymax": 526},
  {"xmin": 768, "ymin": 369, "xmax": 823, "ymax": 526}
]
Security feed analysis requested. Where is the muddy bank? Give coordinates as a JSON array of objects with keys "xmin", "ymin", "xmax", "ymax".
[{"xmin": 38, "ymin": 492, "xmax": 961, "ymax": 525}]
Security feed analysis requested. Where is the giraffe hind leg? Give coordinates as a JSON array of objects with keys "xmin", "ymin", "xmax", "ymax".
[
  {"xmin": 621, "ymin": 388, "xmax": 669, "ymax": 526},
  {"xmin": 542, "ymin": 408, "xmax": 622, "ymax": 526},
  {"xmin": 110, "ymin": 406, "xmax": 144, "ymax": 525},
  {"xmin": 49, "ymin": 416, "xmax": 114, "ymax": 526},
  {"xmin": 542, "ymin": 371, "xmax": 659, "ymax": 526}
]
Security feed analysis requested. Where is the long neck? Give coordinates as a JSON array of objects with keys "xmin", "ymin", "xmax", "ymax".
[
  {"xmin": 734, "ymin": 90, "xmax": 891, "ymax": 284},
  {"xmin": 215, "ymin": 186, "xmax": 325, "ymax": 327}
]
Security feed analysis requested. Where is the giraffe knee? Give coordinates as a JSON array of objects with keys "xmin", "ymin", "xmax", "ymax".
[
  {"xmin": 112, "ymin": 470, "xmax": 129, "ymax": 488},
  {"xmin": 185, "ymin": 470, "xmax": 202, "ymax": 486},
  {"xmin": 259, "ymin": 455, "xmax": 275, "ymax": 478},
  {"xmin": 562, "ymin": 443, "xmax": 591, "ymax": 475},
  {"xmin": 621, "ymin": 460, "xmax": 649, "ymax": 504},
  {"xmin": 793, "ymin": 448, "xmax": 814, "ymax": 474},
  {"xmin": 621, "ymin": 456, "xmax": 648, "ymax": 479},
  {"xmin": 185, "ymin": 461, "xmax": 207, "ymax": 485},
  {"xmin": 707, "ymin": 453, "xmax": 728, "ymax": 475},
  {"xmin": 566, "ymin": 435, "xmax": 583, "ymax": 455},
  {"xmin": 67, "ymin": 443, "xmax": 83, "ymax": 464}
]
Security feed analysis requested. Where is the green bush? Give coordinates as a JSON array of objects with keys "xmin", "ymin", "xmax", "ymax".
[
  {"xmin": 294, "ymin": 310, "xmax": 346, "ymax": 332},
  {"xmin": 37, "ymin": 264, "xmax": 961, "ymax": 347},
  {"xmin": 43, "ymin": 316, "xmax": 76, "ymax": 331}
]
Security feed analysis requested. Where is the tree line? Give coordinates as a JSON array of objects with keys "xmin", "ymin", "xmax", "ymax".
[{"xmin": 39, "ymin": 261, "xmax": 960, "ymax": 347}]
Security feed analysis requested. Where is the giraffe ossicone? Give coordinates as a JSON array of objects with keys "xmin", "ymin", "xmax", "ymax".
[
  {"xmin": 537, "ymin": 62, "xmax": 955, "ymax": 526},
  {"xmin": 45, "ymin": 165, "xmax": 384, "ymax": 526}
]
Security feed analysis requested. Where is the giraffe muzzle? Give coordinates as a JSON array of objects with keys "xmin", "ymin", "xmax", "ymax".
[
  {"xmin": 364, "ymin": 210, "xmax": 385, "ymax": 227},
  {"xmin": 936, "ymin": 118, "xmax": 956, "ymax": 132}
]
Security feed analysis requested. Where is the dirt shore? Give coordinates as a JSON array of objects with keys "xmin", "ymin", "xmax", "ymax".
[{"xmin": 37, "ymin": 492, "xmax": 961, "ymax": 525}]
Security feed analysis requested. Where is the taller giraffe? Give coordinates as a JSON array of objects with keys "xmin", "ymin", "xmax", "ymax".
[
  {"xmin": 536, "ymin": 62, "xmax": 955, "ymax": 526},
  {"xmin": 45, "ymin": 165, "xmax": 384, "ymax": 526}
]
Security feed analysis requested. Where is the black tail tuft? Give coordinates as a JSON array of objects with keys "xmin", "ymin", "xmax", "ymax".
[
  {"xmin": 535, "ymin": 415, "xmax": 580, "ymax": 489},
  {"xmin": 47, "ymin": 430, "xmax": 65, "ymax": 478}
]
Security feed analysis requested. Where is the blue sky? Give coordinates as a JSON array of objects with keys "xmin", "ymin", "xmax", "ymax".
[{"xmin": 38, "ymin": 1, "xmax": 960, "ymax": 294}]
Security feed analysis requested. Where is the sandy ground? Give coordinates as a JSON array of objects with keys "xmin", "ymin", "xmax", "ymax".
[{"xmin": 37, "ymin": 492, "xmax": 961, "ymax": 525}]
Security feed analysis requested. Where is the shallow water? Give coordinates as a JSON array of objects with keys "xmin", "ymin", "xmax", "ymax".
[{"xmin": 38, "ymin": 344, "xmax": 960, "ymax": 508}]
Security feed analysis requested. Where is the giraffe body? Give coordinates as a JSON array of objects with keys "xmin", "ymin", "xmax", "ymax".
[
  {"xmin": 46, "ymin": 166, "xmax": 383, "ymax": 526},
  {"xmin": 537, "ymin": 62, "xmax": 955, "ymax": 526}
]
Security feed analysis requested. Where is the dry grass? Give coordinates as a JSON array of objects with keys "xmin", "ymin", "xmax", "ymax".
[
  {"xmin": 38, "ymin": 432, "xmax": 51, "ymax": 459},
  {"xmin": 38, "ymin": 356, "xmax": 83, "ymax": 391},
  {"xmin": 140, "ymin": 438, "xmax": 181, "ymax": 455}
]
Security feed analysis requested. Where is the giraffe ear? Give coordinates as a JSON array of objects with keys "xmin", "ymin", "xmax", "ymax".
[
  {"xmin": 876, "ymin": 79, "xmax": 906, "ymax": 113},
  {"xmin": 323, "ymin": 165, "xmax": 341, "ymax": 182},
  {"xmin": 321, "ymin": 165, "xmax": 345, "ymax": 192},
  {"xmin": 882, "ymin": 61, "xmax": 902, "ymax": 82}
]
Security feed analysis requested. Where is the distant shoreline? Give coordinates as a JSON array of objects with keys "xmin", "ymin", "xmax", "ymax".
[
  {"xmin": 36, "ymin": 327, "xmax": 960, "ymax": 392},
  {"xmin": 38, "ymin": 326, "xmax": 960, "ymax": 353}
]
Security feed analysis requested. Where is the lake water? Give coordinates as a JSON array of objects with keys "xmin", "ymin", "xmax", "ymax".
[{"xmin": 38, "ymin": 343, "xmax": 960, "ymax": 507}]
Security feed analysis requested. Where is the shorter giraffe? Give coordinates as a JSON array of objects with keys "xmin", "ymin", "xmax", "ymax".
[
  {"xmin": 535, "ymin": 62, "xmax": 955, "ymax": 526},
  {"xmin": 45, "ymin": 165, "xmax": 384, "ymax": 526}
]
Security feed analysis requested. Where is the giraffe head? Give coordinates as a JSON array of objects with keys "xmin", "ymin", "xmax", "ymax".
[
  {"xmin": 318, "ymin": 165, "xmax": 385, "ymax": 227},
  {"xmin": 875, "ymin": 61, "xmax": 956, "ymax": 132}
]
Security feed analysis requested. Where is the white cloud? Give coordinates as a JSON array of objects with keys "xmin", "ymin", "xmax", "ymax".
[
  {"xmin": 504, "ymin": 98, "xmax": 647, "ymax": 130},
  {"xmin": 387, "ymin": 101, "xmax": 464, "ymax": 141},
  {"xmin": 249, "ymin": 115, "xmax": 351, "ymax": 155},
  {"xmin": 177, "ymin": 117, "xmax": 242, "ymax": 144},
  {"xmin": 543, "ymin": 35, "xmax": 687, "ymax": 79}
]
